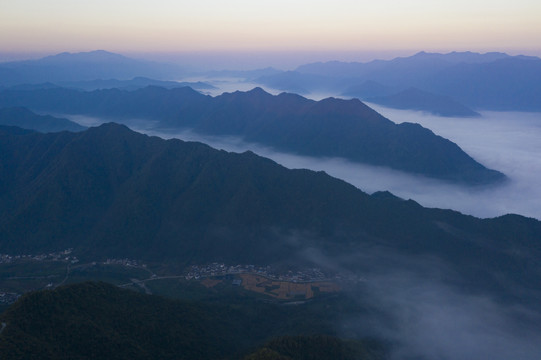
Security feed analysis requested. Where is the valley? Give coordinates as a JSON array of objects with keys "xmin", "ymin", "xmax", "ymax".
[
  {"xmin": 0, "ymin": 47, "xmax": 540, "ymax": 359},
  {"xmin": 0, "ymin": 251, "xmax": 347, "ymax": 309}
]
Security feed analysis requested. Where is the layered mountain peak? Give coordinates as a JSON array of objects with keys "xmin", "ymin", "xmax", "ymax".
[{"xmin": 0, "ymin": 87, "xmax": 506, "ymax": 184}]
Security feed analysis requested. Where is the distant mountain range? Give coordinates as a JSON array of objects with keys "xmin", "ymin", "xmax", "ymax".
[
  {"xmin": 0, "ymin": 124, "xmax": 539, "ymax": 307},
  {"xmin": 0, "ymin": 50, "xmax": 186, "ymax": 85},
  {"xmin": 56, "ymin": 77, "xmax": 216, "ymax": 91},
  {"xmin": 0, "ymin": 77, "xmax": 215, "ymax": 93},
  {"xmin": 0, "ymin": 87, "xmax": 504, "ymax": 184},
  {"xmin": 3, "ymin": 50, "xmax": 539, "ymax": 112},
  {"xmin": 202, "ymin": 67, "xmax": 282, "ymax": 80},
  {"xmin": 257, "ymin": 51, "xmax": 541, "ymax": 112}
]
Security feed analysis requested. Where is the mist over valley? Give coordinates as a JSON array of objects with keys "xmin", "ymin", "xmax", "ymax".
[{"xmin": 64, "ymin": 103, "xmax": 541, "ymax": 221}]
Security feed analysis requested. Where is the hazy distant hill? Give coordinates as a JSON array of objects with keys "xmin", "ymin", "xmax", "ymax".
[
  {"xmin": 260, "ymin": 51, "xmax": 516, "ymax": 97},
  {"xmin": 203, "ymin": 67, "xmax": 282, "ymax": 80},
  {"xmin": 255, "ymin": 70, "xmax": 339, "ymax": 94},
  {"xmin": 0, "ymin": 124, "xmax": 539, "ymax": 306},
  {"xmin": 424, "ymin": 57, "xmax": 541, "ymax": 111},
  {"xmin": 1, "ymin": 82, "xmax": 61, "ymax": 91},
  {"xmin": 258, "ymin": 51, "xmax": 541, "ymax": 112},
  {"xmin": 0, "ymin": 107, "xmax": 86, "ymax": 132},
  {"xmin": 296, "ymin": 51, "xmax": 515, "ymax": 79},
  {"xmin": 0, "ymin": 50, "xmax": 185, "ymax": 85},
  {"xmin": 0, "ymin": 86, "xmax": 504, "ymax": 184},
  {"xmin": 367, "ymin": 88, "xmax": 480, "ymax": 117},
  {"xmin": 341, "ymin": 80, "xmax": 395, "ymax": 99},
  {"xmin": 57, "ymin": 76, "xmax": 216, "ymax": 91}
]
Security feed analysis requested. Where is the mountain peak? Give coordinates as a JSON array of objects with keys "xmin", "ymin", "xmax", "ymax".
[
  {"xmin": 94, "ymin": 122, "xmax": 130, "ymax": 131},
  {"xmin": 247, "ymin": 87, "xmax": 269, "ymax": 95},
  {"xmin": 221, "ymin": 87, "xmax": 272, "ymax": 101},
  {"xmin": 43, "ymin": 50, "xmax": 129, "ymax": 63},
  {"xmin": 0, "ymin": 86, "xmax": 505, "ymax": 184}
]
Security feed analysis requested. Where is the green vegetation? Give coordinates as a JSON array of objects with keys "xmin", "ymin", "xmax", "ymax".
[
  {"xmin": 244, "ymin": 335, "xmax": 387, "ymax": 360},
  {"xmin": 0, "ymin": 282, "xmax": 387, "ymax": 359}
]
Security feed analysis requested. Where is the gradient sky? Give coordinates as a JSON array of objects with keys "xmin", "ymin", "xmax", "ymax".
[{"xmin": 1, "ymin": 0, "xmax": 540, "ymax": 59}]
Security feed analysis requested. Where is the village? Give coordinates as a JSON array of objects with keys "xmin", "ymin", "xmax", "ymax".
[
  {"xmin": 0, "ymin": 249, "xmax": 78, "ymax": 264},
  {"xmin": 185, "ymin": 263, "xmax": 336, "ymax": 283},
  {"xmin": 0, "ymin": 250, "xmax": 362, "ymax": 305},
  {"xmin": 183, "ymin": 263, "xmax": 351, "ymax": 300}
]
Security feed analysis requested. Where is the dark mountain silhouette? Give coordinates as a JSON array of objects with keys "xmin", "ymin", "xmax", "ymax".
[
  {"xmin": 0, "ymin": 124, "xmax": 539, "ymax": 306},
  {"xmin": 0, "ymin": 86, "xmax": 504, "ymax": 184},
  {"xmin": 0, "ymin": 50, "xmax": 185, "ymax": 86},
  {"xmin": 367, "ymin": 88, "xmax": 480, "ymax": 117},
  {"xmin": 257, "ymin": 52, "xmax": 541, "ymax": 111},
  {"xmin": 0, "ymin": 282, "xmax": 383, "ymax": 359},
  {"xmin": 0, "ymin": 107, "xmax": 86, "ymax": 132}
]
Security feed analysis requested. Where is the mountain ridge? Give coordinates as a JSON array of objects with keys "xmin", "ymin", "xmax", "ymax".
[
  {"xmin": 257, "ymin": 51, "xmax": 541, "ymax": 112},
  {"xmin": 0, "ymin": 107, "xmax": 86, "ymax": 132},
  {"xmin": 0, "ymin": 50, "xmax": 185, "ymax": 85},
  {"xmin": 0, "ymin": 86, "xmax": 505, "ymax": 185},
  {"xmin": 0, "ymin": 123, "xmax": 539, "ymax": 308}
]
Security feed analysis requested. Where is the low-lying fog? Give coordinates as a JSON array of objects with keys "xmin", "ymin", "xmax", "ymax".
[
  {"xmin": 68, "ymin": 105, "xmax": 541, "ymax": 221},
  {"xmin": 359, "ymin": 267, "xmax": 541, "ymax": 360},
  {"xmin": 156, "ymin": 77, "xmax": 541, "ymax": 220},
  {"xmin": 302, "ymin": 246, "xmax": 541, "ymax": 360},
  {"xmin": 366, "ymin": 105, "xmax": 541, "ymax": 220}
]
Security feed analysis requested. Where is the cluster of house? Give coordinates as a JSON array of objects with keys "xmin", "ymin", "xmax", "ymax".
[
  {"xmin": 103, "ymin": 258, "xmax": 146, "ymax": 267},
  {"xmin": 184, "ymin": 262, "xmax": 332, "ymax": 283},
  {"xmin": 0, "ymin": 248, "xmax": 78, "ymax": 264}
]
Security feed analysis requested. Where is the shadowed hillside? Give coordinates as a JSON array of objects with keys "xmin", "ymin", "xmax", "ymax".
[{"xmin": 0, "ymin": 124, "xmax": 539, "ymax": 307}]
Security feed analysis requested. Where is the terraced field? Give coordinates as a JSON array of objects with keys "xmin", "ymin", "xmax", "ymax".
[{"xmin": 239, "ymin": 273, "xmax": 340, "ymax": 300}]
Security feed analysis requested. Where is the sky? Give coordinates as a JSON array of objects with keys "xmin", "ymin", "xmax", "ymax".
[{"xmin": 1, "ymin": 0, "xmax": 541, "ymax": 65}]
